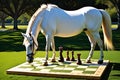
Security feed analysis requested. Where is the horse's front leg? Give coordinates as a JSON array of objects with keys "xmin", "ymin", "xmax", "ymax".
[
  {"xmin": 44, "ymin": 34, "xmax": 52, "ymax": 66},
  {"xmin": 51, "ymin": 37, "xmax": 56, "ymax": 62}
]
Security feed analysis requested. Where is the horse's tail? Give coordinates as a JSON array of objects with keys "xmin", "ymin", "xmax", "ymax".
[{"xmin": 100, "ymin": 9, "xmax": 114, "ymax": 50}]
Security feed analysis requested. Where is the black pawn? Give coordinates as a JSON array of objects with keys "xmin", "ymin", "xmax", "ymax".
[
  {"xmin": 77, "ymin": 53, "xmax": 82, "ymax": 65},
  {"xmin": 58, "ymin": 46, "xmax": 64, "ymax": 62},
  {"xmin": 71, "ymin": 50, "xmax": 75, "ymax": 61},
  {"xmin": 66, "ymin": 50, "xmax": 70, "ymax": 61}
]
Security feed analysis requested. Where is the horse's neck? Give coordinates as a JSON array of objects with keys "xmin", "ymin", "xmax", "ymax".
[
  {"xmin": 26, "ymin": 21, "xmax": 40, "ymax": 39},
  {"xmin": 26, "ymin": 10, "xmax": 46, "ymax": 39}
]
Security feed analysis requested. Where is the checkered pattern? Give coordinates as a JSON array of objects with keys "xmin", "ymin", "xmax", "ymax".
[{"xmin": 7, "ymin": 58, "xmax": 109, "ymax": 80}]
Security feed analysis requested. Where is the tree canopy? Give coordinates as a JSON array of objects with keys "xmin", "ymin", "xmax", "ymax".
[
  {"xmin": 0, "ymin": 0, "xmax": 41, "ymax": 30},
  {"xmin": 0, "ymin": 0, "xmax": 119, "ymax": 30}
]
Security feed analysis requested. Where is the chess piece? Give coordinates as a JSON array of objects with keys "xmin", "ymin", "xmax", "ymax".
[
  {"xmin": 58, "ymin": 46, "xmax": 64, "ymax": 62},
  {"xmin": 66, "ymin": 50, "xmax": 70, "ymax": 61},
  {"xmin": 71, "ymin": 50, "xmax": 75, "ymax": 61},
  {"xmin": 77, "ymin": 53, "xmax": 82, "ymax": 65}
]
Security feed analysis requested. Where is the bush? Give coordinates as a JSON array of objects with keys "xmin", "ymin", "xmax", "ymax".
[{"xmin": 106, "ymin": 7, "xmax": 117, "ymax": 22}]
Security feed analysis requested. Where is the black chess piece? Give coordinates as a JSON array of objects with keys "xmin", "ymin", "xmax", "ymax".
[
  {"xmin": 66, "ymin": 50, "xmax": 70, "ymax": 61},
  {"xmin": 58, "ymin": 46, "xmax": 64, "ymax": 62},
  {"xmin": 71, "ymin": 50, "xmax": 75, "ymax": 61},
  {"xmin": 76, "ymin": 53, "xmax": 82, "ymax": 65}
]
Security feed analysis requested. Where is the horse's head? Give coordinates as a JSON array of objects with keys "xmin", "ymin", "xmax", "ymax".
[{"xmin": 22, "ymin": 33, "xmax": 38, "ymax": 63}]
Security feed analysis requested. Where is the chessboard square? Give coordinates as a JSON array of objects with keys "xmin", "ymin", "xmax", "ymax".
[
  {"xmin": 71, "ymin": 70, "xmax": 83, "ymax": 74},
  {"xmin": 34, "ymin": 57, "xmax": 41, "ymax": 60},
  {"xmin": 83, "ymin": 71, "xmax": 95, "ymax": 74},
  {"xmin": 19, "ymin": 65, "xmax": 33, "ymax": 68},
  {"xmin": 53, "ymin": 67, "xmax": 64, "ymax": 70},
  {"xmin": 88, "ymin": 65, "xmax": 98, "ymax": 68},
  {"xmin": 50, "ymin": 69, "xmax": 72, "ymax": 73},
  {"xmin": 32, "ymin": 63, "xmax": 41, "ymax": 66},
  {"xmin": 67, "ymin": 65, "xmax": 78, "ymax": 68},
  {"xmin": 64, "ymin": 68, "xmax": 75, "ymax": 70},
  {"xmin": 85, "ymin": 68, "xmax": 97, "ymax": 71},
  {"xmin": 74, "ymin": 68, "xmax": 86, "ymax": 71},
  {"xmin": 57, "ymin": 65, "xmax": 65, "ymax": 67},
  {"xmin": 31, "ymin": 68, "xmax": 41, "ymax": 71},
  {"xmin": 77, "ymin": 65, "xmax": 88, "ymax": 68},
  {"xmin": 44, "ymin": 67, "xmax": 54, "ymax": 69},
  {"xmin": 11, "ymin": 67, "xmax": 33, "ymax": 71},
  {"xmin": 70, "ymin": 63, "xmax": 77, "ymax": 66},
  {"xmin": 40, "ymin": 69, "xmax": 51, "ymax": 73},
  {"xmin": 36, "ymin": 66, "xmax": 45, "ymax": 69},
  {"xmin": 46, "ymin": 65, "xmax": 57, "ymax": 68}
]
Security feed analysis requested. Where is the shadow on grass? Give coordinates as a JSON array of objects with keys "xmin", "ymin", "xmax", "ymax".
[
  {"xmin": 0, "ymin": 29, "xmax": 120, "ymax": 51},
  {"xmin": 0, "ymin": 29, "xmax": 93, "ymax": 51},
  {"xmin": 101, "ymin": 62, "xmax": 120, "ymax": 80}
]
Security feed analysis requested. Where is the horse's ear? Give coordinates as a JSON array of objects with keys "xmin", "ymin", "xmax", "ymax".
[{"xmin": 21, "ymin": 33, "xmax": 27, "ymax": 38}]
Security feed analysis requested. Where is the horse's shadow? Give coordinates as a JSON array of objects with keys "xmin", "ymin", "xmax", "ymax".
[{"xmin": 101, "ymin": 62, "xmax": 120, "ymax": 80}]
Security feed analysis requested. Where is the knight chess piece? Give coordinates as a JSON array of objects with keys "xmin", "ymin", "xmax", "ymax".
[
  {"xmin": 58, "ymin": 46, "xmax": 64, "ymax": 62},
  {"xmin": 66, "ymin": 50, "xmax": 70, "ymax": 61},
  {"xmin": 76, "ymin": 53, "xmax": 82, "ymax": 65},
  {"xmin": 71, "ymin": 50, "xmax": 75, "ymax": 61}
]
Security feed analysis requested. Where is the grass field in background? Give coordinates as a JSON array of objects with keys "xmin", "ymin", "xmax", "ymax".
[{"xmin": 0, "ymin": 24, "xmax": 120, "ymax": 80}]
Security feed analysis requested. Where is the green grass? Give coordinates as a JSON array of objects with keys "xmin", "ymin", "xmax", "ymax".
[
  {"xmin": 0, "ymin": 51, "xmax": 120, "ymax": 80},
  {"xmin": 0, "ymin": 24, "xmax": 120, "ymax": 80}
]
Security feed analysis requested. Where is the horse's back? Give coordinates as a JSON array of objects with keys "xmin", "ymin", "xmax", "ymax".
[{"xmin": 42, "ymin": 5, "xmax": 102, "ymax": 37}]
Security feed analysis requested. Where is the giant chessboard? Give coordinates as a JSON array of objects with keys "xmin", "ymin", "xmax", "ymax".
[{"xmin": 7, "ymin": 58, "xmax": 109, "ymax": 80}]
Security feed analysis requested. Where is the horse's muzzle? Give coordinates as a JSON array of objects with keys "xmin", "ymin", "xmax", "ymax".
[{"xmin": 27, "ymin": 53, "xmax": 34, "ymax": 63}]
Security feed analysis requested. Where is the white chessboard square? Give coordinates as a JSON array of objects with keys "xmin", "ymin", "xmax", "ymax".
[
  {"xmin": 77, "ymin": 66, "xmax": 88, "ymax": 68},
  {"xmin": 64, "ymin": 68, "xmax": 75, "ymax": 70},
  {"xmin": 85, "ymin": 68, "xmax": 97, "ymax": 71}
]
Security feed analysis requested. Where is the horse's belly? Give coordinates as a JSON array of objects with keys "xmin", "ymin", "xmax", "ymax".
[
  {"xmin": 54, "ymin": 19, "xmax": 85, "ymax": 37},
  {"xmin": 55, "ymin": 33, "xmax": 81, "ymax": 37},
  {"xmin": 55, "ymin": 27, "xmax": 83, "ymax": 37}
]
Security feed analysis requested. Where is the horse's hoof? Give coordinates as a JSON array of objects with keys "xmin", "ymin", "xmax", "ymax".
[
  {"xmin": 98, "ymin": 60, "xmax": 103, "ymax": 64},
  {"xmin": 86, "ymin": 60, "xmax": 91, "ymax": 63},
  {"xmin": 51, "ymin": 59, "xmax": 56, "ymax": 62},
  {"xmin": 43, "ymin": 62, "xmax": 48, "ymax": 66}
]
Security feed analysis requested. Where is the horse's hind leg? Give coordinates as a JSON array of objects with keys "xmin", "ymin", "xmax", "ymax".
[
  {"xmin": 51, "ymin": 37, "xmax": 56, "ymax": 62},
  {"xmin": 85, "ymin": 31, "xmax": 96, "ymax": 63},
  {"xmin": 92, "ymin": 32, "xmax": 104, "ymax": 64}
]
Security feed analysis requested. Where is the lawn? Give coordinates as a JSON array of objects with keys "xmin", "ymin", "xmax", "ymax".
[{"xmin": 0, "ymin": 25, "xmax": 120, "ymax": 80}]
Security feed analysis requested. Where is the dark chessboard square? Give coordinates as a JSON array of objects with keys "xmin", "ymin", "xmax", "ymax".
[
  {"xmin": 67, "ymin": 65, "xmax": 78, "ymax": 68},
  {"xmin": 31, "ymin": 68, "xmax": 41, "ymax": 71},
  {"xmin": 83, "ymin": 71, "xmax": 95, "ymax": 74},
  {"xmin": 74, "ymin": 68, "xmax": 86, "ymax": 71}
]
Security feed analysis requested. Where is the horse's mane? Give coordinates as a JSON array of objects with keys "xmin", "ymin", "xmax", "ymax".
[
  {"xmin": 23, "ymin": 4, "xmax": 48, "ymax": 45},
  {"xmin": 24, "ymin": 4, "xmax": 58, "ymax": 45},
  {"xmin": 26, "ymin": 4, "xmax": 58, "ymax": 35},
  {"xmin": 26, "ymin": 4, "xmax": 48, "ymax": 34}
]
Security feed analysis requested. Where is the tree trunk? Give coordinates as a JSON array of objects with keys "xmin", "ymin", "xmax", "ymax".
[
  {"xmin": 1, "ymin": 18, "xmax": 5, "ymax": 28},
  {"xmin": 13, "ymin": 17, "xmax": 18, "ymax": 30},
  {"xmin": 116, "ymin": 12, "xmax": 120, "ymax": 30}
]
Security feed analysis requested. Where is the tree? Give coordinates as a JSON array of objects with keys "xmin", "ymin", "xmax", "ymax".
[
  {"xmin": 0, "ymin": 11, "xmax": 8, "ymax": 28},
  {"xmin": 109, "ymin": 0, "xmax": 120, "ymax": 30},
  {"xmin": 96, "ymin": 0, "xmax": 120, "ymax": 30},
  {"xmin": 0, "ymin": 0, "xmax": 34, "ymax": 30}
]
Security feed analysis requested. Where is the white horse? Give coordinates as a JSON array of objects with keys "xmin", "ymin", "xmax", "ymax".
[{"xmin": 22, "ymin": 4, "xmax": 114, "ymax": 66}]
